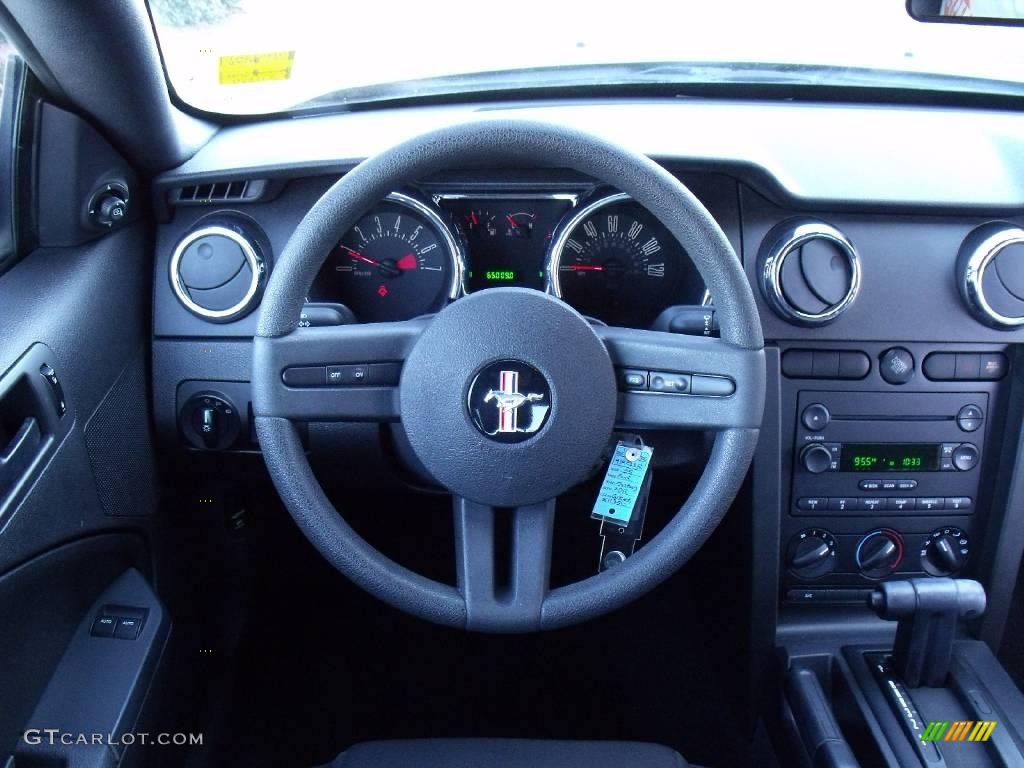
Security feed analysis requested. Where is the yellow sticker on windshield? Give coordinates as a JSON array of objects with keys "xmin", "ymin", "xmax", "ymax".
[{"xmin": 218, "ymin": 51, "xmax": 295, "ymax": 85}]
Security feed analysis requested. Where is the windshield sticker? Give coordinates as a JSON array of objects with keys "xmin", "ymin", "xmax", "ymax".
[{"xmin": 218, "ymin": 51, "xmax": 294, "ymax": 85}]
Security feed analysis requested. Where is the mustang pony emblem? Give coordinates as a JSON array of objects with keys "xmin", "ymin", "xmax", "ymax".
[
  {"xmin": 484, "ymin": 370, "xmax": 545, "ymax": 433},
  {"xmin": 467, "ymin": 364, "xmax": 551, "ymax": 442}
]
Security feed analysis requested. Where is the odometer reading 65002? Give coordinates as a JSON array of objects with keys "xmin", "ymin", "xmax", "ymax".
[{"xmin": 841, "ymin": 443, "xmax": 939, "ymax": 472}]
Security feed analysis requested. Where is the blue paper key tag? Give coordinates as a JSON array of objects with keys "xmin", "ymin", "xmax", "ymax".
[{"xmin": 591, "ymin": 441, "xmax": 654, "ymax": 525}]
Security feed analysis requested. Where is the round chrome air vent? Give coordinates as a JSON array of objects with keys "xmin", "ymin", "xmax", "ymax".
[
  {"xmin": 170, "ymin": 217, "xmax": 267, "ymax": 322},
  {"xmin": 758, "ymin": 219, "xmax": 860, "ymax": 327},
  {"xmin": 957, "ymin": 222, "xmax": 1024, "ymax": 329}
]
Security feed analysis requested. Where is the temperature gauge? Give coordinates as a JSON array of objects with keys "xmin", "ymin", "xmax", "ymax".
[{"xmin": 504, "ymin": 212, "xmax": 535, "ymax": 239}]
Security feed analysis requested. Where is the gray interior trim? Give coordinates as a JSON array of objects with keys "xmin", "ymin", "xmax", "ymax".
[{"xmin": 161, "ymin": 99, "xmax": 1024, "ymax": 210}]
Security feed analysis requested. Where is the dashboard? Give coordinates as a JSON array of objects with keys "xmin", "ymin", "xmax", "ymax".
[{"xmin": 148, "ymin": 97, "xmax": 1024, "ymax": 621}]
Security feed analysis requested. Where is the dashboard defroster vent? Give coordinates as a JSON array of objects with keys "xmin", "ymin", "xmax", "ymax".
[
  {"xmin": 171, "ymin": 179, "xmax": 267, "ymax": 206},
  {"xmin": 758, "ymin": 219, "xmax": 861, "ymax": 327}
]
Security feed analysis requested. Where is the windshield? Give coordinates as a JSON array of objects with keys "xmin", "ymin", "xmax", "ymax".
[{"xmin": 149, "ymin": 0, "xmax": 1024, "ymax": 115}]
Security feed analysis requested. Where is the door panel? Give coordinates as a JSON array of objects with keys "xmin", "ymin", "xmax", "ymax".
[{"xmin": 0, "ymin": 96, "xmax": 162, "ymax": 762}]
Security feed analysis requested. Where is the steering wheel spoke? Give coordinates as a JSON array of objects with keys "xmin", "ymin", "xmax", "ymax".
[
  {"xmin": 453, "ymin": 495, "xmax": 555, "ymax": 633},
  {"xmin": 251, "ymin": 319, "xmax": 426, "ymax": 421},
  {"xmin": 595, "ymin": 326, "xmax": 765, "ymax": 431}
]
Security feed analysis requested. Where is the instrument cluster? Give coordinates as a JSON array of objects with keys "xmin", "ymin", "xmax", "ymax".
[{"xmin": 307, "ymin": 188, "xmax": 708, "ymax": 328}]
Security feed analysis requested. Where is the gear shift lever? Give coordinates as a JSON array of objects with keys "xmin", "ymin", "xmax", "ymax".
[{"xmin": 869, "ymin": 577, "xmax": 986, "ymax": 687}]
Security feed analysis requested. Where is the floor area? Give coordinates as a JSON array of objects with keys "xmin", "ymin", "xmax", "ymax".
[{"xmin": 180, "ymin": 480, "xmax": 752, "ymax": 768}]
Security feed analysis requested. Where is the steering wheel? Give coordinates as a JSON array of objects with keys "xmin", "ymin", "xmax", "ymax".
[{"xmin": 253, "ymin": 121, "xmax": 765, "ymax": 632}]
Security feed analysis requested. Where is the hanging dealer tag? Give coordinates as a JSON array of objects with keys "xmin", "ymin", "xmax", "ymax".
[{"xmin": 591, "ymin": 441, "xmax": 654, "ymax": 525}]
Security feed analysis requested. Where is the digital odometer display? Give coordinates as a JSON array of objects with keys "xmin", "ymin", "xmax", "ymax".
[
  {"xmin": 440, "ymin": 196, "xmax": 574, "ymax": 293},
  {"xmin": 840, "ymin": 443, "xmax": 940, "ymax": 472}
]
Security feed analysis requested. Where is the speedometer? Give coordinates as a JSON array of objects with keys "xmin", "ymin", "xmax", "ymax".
[
  {"xmin": 548, "ymin": 192, "xmax": 703, "ymax": 327},
  {"xmin": 311, "ymin": 192, "xmax": 464, "ymax": 322}
]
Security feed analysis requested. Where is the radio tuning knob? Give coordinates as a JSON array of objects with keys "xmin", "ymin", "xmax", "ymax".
[{"xmin": 800, "ymin": 443, "xmax": 833, "ymax": 474}]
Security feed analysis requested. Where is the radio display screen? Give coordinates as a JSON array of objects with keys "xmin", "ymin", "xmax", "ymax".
[{"xmin": 841, "ymin": 443, "xmax": 940, "ymax": 472}]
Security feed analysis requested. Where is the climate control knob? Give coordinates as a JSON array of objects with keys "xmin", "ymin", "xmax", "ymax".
[
  {"xmin": 787, "ymin": 528, "xmax": 838, "ymax": 579},
  {"xmin": 856, "ymin": 529, "xmax": 904, "ymax": 579},
  {"xmin": 800, "ymin": 444, "xmax": 833, "ymax": 474},
  {"xmin": 922, "ymin": 527, "xmax": 970, "ymax": 577}
]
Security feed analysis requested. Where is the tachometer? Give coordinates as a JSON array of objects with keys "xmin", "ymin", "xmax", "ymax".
[
  {"xmin": 312, "ymin": 193, "xmax": 464, "ymax": 322},
  {"xmin": 548, "ymin": 192, "xmax": 702, "ymax": 327}
]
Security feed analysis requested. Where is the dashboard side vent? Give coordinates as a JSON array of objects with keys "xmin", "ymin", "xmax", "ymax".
[
  {"xmin": 170, "ymin": 179, "xmax": 268, "ymax": 206},
  {"xmin": 956, "ymin": 222, "xmax": 1024, "ymax": 329},
  {"xmin": 757, "ymin": 218, "xmax": 861, "ymax": 327}
]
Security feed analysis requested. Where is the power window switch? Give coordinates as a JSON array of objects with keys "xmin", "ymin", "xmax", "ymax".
[
  {"xmin": 90, "ymin": 615, "xmax": 117, "ymax": 638},
  {"xmin": 114, "ymin": 617, "xmax": 143, "ymax": 640}
]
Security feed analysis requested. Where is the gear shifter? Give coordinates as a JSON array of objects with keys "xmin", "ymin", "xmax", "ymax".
[{"xmin": 869, "ymin": 577, "xmax": 986, "ymax": 687}]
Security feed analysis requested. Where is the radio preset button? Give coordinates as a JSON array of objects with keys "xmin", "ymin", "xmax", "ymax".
[
  {"xmin": 945, "ymin": 497, "xmax": 973, "ymax": 511},
  {"xmin": 797, "ymin": 497, "xmax": 828, "ymax": 511},
  {"xmin": 827, "ymin": 497, "xmax": 858, "ymax": 512},
  {"xmin": 953, "ymin": 443, "xmax": 979, "ymax": 471},
  {"xmin": 917, "ymin": 497, "xmax": 945, "ymax": 511},
  {"xmin": 859, "ymin": 497, "xmax": 887, "ymax": 512},
  {"xmin": 889, "ymin": 497, "xmax": 916, "ymax": 511}
]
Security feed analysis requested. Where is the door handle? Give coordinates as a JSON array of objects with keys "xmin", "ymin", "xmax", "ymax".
[{"xmin": 0, "ymin": 416, "xmax": 42, "ymax": 493}]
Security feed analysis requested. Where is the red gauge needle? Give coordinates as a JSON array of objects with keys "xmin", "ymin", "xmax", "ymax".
[
  {"xmin": 506, "ymin": 215, "xmax": 518, "ymax": 229},
  {"xmin": 562, "ymin": 265, "xmax": 604, "ymax": 272},
  {"xmin": 469, "ymin": 212, "xmax": 479, "ymax": 226},
  {"xmin": 341, "ymin": 246, "xmax": 380, "ymax": 266},
  {"xmin": 396, "ymin": 254, "xmax": 418, "ymax": 270}
]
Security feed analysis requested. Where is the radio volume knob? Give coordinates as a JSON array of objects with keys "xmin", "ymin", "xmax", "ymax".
[{"xmin": 800, "ymin": 444, "xmax": 834, "ymax": 474}]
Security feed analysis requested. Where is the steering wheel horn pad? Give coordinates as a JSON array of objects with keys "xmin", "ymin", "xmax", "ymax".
[{"xmin": 400, "ymin": 288, "xmax": 617, "ymax": 507}]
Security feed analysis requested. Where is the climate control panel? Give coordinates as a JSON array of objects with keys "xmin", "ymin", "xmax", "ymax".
[{"xmin": 785, "ymin": 525, "xmax": 972, "ymax": 596}]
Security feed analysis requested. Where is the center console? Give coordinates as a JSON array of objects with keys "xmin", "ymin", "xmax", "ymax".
[{"xmin": 776, "ymin": 342, "xmax": 1009, "ymax": 606}]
